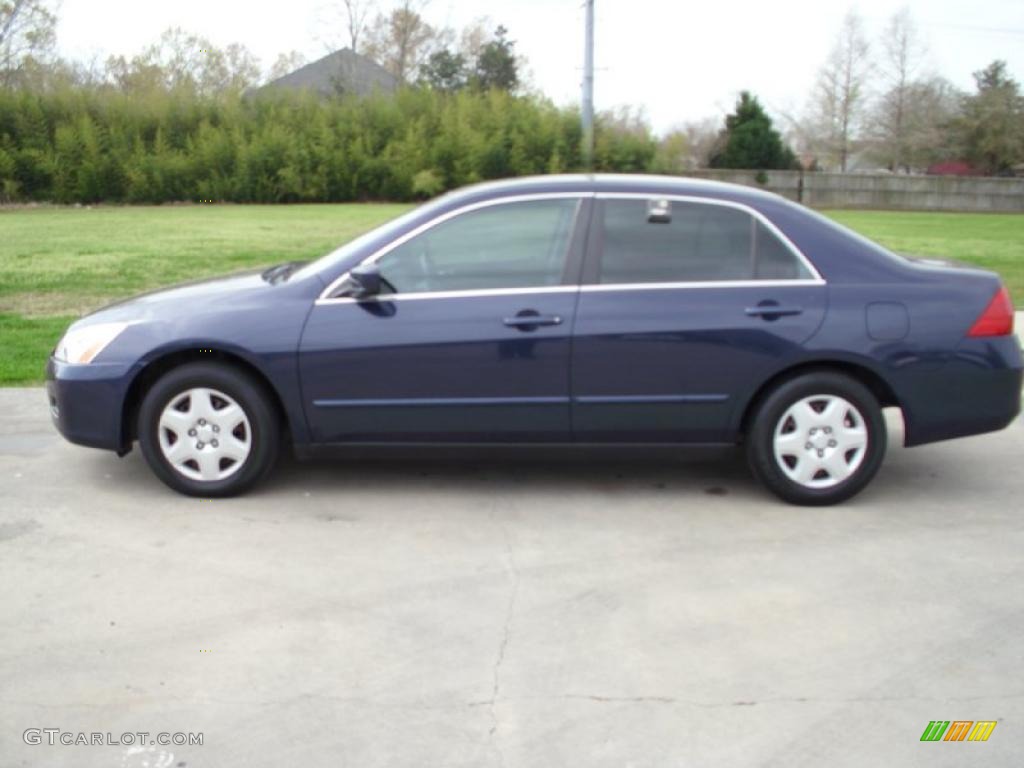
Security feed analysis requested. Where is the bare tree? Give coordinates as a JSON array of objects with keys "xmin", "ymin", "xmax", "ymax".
[
  {"xmin": 341, "ymin": 0, "xmax": 374, "ymax": 52},
  {"xmin": 314, "ymin": 0, "xmax": 376, "ymax": 55},
  {"xmin": 107, "ymin": 28, "xmax": 261, "ymax": 95},
  {"xmin": 267, "ymin": 51, "xmax": 307, "ymax": 81},
  {"xmin": 363, "ymin": 0, "xmax": 440, "ymax": 83},
  {"xmin": 871, "ymin": 7, "xmax": 928, "ymax": 171},
  {"xmin": 0, "ymin": 0, "xmax": 57, "ymax": 83},
  {"xmin": 900, "ymin": 76, "xmax": 961, "ymax": 170},
  {"xmin": 810, "ymin": 10, "xmax": 872, "ymax": 171},
  {"xmin": 458, "ymin": 17, "xmax": 491, "ymax": 62},
  {"xmin": 672, "ymin": 118, "xmax": 721, "ymax": 170}
]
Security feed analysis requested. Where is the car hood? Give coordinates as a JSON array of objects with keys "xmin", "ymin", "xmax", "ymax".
[{"xmin": 81, "ymin": 269, "xmax": 270, "ymax": 325}]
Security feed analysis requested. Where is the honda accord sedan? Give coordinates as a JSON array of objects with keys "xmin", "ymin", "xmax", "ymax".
[{"xmin": 47, "ymin": 175, "xmax": 1022, "ymax": 504}]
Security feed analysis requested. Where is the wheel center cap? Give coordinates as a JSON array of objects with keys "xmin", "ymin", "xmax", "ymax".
[
  {"xmin": 196, "ymin": 424, "xmax": 215, "ymax": 442},
  {"xmin": 811, "ymin": 431, "xmax": 829, "ymax": 450}
]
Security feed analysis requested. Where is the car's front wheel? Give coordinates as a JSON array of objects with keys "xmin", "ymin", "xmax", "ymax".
[
  {"xmin": 746, "ymin": 372, "xmax": 887, "ymax": 505},
  {"xmin": 138, "ymin": 363, "xmax": 279, "ymax": 497}
]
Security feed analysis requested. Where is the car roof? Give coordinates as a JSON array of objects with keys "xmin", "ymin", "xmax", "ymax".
[{"xmin": 442, "ymin": 173, "xmax": 787, "ymax": 208}]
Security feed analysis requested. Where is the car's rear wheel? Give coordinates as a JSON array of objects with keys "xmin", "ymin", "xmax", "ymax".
[
  {"xmin": 746, "ymin": 372, "xmax": 886, "ymax": 505},
  {"xmin": 138, "ymin": 363, "xmax": 279, "ymax": 497}
]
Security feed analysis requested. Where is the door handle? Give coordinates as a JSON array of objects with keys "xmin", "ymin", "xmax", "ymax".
[
  {"xmin": 745, "ymin": 305, "xmax": 803, "ymax": 318},
  {"xmin": 503, "ymin": 314, "xmax": 563, "ymax": 329}
]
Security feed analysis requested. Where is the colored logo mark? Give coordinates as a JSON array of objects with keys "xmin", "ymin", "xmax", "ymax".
[{"xmin": 920, "ymin": 721, "xmax": 997, "ymax": 742}]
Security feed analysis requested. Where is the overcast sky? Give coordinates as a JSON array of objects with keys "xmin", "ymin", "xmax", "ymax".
[{"xmin": 57, "ymin": 0, "xmax": 1024, "ymax": 134}]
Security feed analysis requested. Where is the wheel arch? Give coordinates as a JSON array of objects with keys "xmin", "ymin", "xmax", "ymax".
[
  {"xmin": 120, "ymin": 346, "xmax": 292, "ymax": 453},
  {"xmin": 737, "ymin": 359, "xmax": 901, "ymax": 440}
]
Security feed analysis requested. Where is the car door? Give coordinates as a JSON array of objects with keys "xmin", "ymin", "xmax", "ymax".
[
  {"xmin": 570, "ymin": 195, "xmax": 826, "ymax": 443},
  {"xmin": 299, "ymin": 195, "xmax": 589, "ymax": 443}
]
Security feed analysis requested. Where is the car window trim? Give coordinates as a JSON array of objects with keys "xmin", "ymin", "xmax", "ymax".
[
  {"xmin": 317, "ymin": 193, "xmax": 592, "ymax": 305},
  {"xmin": 583, "ymin": 192, "xmax": 825, "ymax": 287}
]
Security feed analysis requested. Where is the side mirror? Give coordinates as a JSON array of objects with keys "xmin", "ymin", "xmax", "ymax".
[{"xmin": 339, "ymin": 263, "xmax": 382, "ymax": 299}]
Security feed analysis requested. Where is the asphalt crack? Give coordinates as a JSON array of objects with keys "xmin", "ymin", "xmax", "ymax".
[{"xmin": 485, "ymin": 522, "xmax": 520, "ymax": 768}]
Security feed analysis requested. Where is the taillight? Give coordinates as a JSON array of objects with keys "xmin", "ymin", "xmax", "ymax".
[{"xmin": 968, "ymin": 285, "xmax": 1015, "ymax": 337}]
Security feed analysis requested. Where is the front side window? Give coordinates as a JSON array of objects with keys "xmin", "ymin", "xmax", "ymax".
[
  {"xmin": 375, "ymin": 198, "xmax": 579, "ymax": 294},
  {"xmin": 598, "ymin": 199, "xmax": 813, "ymax": 284}
]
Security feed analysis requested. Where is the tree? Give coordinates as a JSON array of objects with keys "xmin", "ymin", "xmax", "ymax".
[
  {"xmin": 363, "ymin": 1, "xmax": 439, "ymax": 83},
  {"xmin": 810, "ymin": 10, "xmax": 871, "ymax": 171},
  {"xmin": 896, "ymin": 77, "xmax": 961, "ymax": 171},
  {"xmin": 709, "ymin": 92, "xmax": 798, "ymax": 170},
  {"xmin": 267, "ymin": 51, "xmax": 307, "ymax": 82},
  {"xmin": 679, "ymin": 118, "xmax": 723, "ymax": 169},
  {"xmin": 341, "ymin": 0, "xmax": 374, "ymax": 52},
  {"xmin": 650, "ymin": 129, "xmax": 690, "ymax": 174},
  {"xmin": 107, "ymin": 28, "xmax": 261, "ymax": 95},
  {"xmin": 951, "ymin": 61, "xmax": 1024, "ymax": 175},
  {"xmin": 420, "ymin": 48, "xmax": 466, "ymax": 92},
  {"xmin": 472, "ymin": 25, "xmax": 517, "ymax": 92},
  {"xmin": 0, "ymin": 0, "xmax": 57, "ymax": 85},
  {"xmin": 871, "ymin": 7, "xmax": 928, "ymax": 171}
]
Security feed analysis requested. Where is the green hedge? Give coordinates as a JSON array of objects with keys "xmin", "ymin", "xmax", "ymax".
[{"xmin": 0, "ymin": 86, "xmax": 657, "ymax": 203}]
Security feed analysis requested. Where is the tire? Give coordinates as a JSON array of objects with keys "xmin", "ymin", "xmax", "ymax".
[
  {"xmin": 137, "ymin": 362, "xmax": 280, "ymax": 497},
  {"xmin": 745, "ymin": 371, "xmax": 886, "ymax": 506}
]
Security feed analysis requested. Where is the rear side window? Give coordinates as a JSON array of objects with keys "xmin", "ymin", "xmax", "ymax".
[{"xmin": 598, "ymin": 199, "xmax": 813, "ymax": 284}]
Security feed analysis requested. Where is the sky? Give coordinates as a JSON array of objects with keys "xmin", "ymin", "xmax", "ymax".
[{"xmin": 56, "ymin": 0, "xmax": 1024, "ymax": 135}]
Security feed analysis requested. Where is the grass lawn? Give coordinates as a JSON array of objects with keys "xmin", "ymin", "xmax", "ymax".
[{"xmin": 0, "ymin": 204, "xmax": 1021, "ymax": 385}]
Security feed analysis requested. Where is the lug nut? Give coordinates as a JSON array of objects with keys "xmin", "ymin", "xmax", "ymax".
[
  {"xmin": 188, "ymin": 428, "xmax": 196, "ymax": 436},
  {"xmin": 211, "ymin": 439, "xmax": 219, "ymax": 448},
  {"xmin": 196, "ymin": 441, "xmax": 204, "ymax": 449},
  {"xmin": 212, "ymin": 425, "xmax": 220, "ymax": 433},
  {"xmin": 817, "ymin": 449, "xmax": 824, "ymax": 458},
  {"xmin": 829, "ymin": 440, "xmax": 837, "ymax": 447},
  {"xmin": 805, "ymin": 443, "xmax": 812, "ymax": 450},
  {"xmin": 199, "ymin": 419, "xmax": 206, "ymax": 426}
]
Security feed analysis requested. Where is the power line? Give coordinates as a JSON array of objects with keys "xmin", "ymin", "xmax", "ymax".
[{"xmin": 923, "ymin": 22, "xmax": 1024, "ymax": 37}]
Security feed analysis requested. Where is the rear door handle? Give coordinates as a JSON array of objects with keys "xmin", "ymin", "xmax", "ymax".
[
  {"xmin": 745, "ymin": 305, "xmax": 803, "ymax": 318},
  {"xmin": 503, "ymin": 313, "xmax": 563, "ymax": 329}
]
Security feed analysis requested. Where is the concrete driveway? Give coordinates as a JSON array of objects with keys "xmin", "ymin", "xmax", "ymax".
[{"xmin": 1, "ymin": 387, "xmax": 1022, "ymax": 767}]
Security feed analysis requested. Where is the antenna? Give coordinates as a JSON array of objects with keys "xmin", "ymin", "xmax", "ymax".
[{"xmin": 582, "ymin": 0, "xmax": 595, "ymax": 171}]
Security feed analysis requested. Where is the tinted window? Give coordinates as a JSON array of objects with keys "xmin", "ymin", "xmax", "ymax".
[
  {"xmin": 376, "ymin": 198, "xmax": 578, "ymax": 294},
  {"xmin": 598, "ymin": 200, "xmax": 811, "ymax": 284},
  {"xmin": 755, "ymin": 220, "xmax": 813, "ymax": 279}
]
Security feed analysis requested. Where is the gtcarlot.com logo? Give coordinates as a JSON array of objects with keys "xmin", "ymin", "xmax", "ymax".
[
  {"xmin": 921, "ymin": 721, "xmax": 997, "ymax": 742},
  {"xmin": 23, "ymin": 729, "xmax": 203, "ymax": 747}
]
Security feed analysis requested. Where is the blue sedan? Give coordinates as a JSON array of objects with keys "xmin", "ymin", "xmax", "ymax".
[{"xmin": 46, "ymin": 175, "xmax": 1022, "ymax": 504}]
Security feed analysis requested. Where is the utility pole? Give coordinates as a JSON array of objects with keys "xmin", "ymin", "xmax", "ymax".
[{"xmin": 582, "ymin": 0, "xmax": 595, "ymax": 171}]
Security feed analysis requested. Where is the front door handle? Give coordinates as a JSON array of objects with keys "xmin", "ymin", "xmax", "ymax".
[
  {"xmin": 503, "ymin": 312, "xmax": 563, "ymax": 330},
  {"xmin": 745, "ymin": 304, "xmax": 803, "ymax": 319}
]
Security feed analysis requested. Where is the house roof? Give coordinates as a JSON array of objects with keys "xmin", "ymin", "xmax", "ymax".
[{"xmin": 260, "ymin": 49, "xmax": 398, "ymax": 97}]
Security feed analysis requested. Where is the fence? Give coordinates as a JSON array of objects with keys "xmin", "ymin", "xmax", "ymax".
[{"xmin": 683, "ymin": 169, "xmax": 1024, "ymax": 212}]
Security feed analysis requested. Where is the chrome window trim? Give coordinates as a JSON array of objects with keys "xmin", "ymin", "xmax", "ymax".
[
  {"xmin": 317, "ymin": 192, "xmax": 592, "ymax": 305},
  {"xmin": 314, "ymin": 189, "xmax": 826, "ymax": 306},
  {"xmin": 317, "ymin": 285, "xmax": 581, "ymax": 305},
  {"xmin": 593, "ymin": 192, "xmax": 825, "ymax": 283},
  {"xmin": 579, "ymin": 278, "xmax": 824, "ymax": 292}
]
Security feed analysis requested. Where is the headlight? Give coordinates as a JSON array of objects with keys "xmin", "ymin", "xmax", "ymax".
[{"xmin": 54, "ymin": 322, "xmax": 132, "ymax": 364}]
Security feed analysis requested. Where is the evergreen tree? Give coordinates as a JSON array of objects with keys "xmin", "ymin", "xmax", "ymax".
[
  {"xmin": 420, "ymin": 49, "xmax": 467, "ymax": 92},
  {"xmin": 472, "ymin": 26, "xmax": 518, "ymax": 92},
  {"xmin": 710, "ymin": 91, "xmax": 799, "ymax": 170},
  {"xmin": 952, "ymin": 61, "xmax": 1024, "ymax": 175}
]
